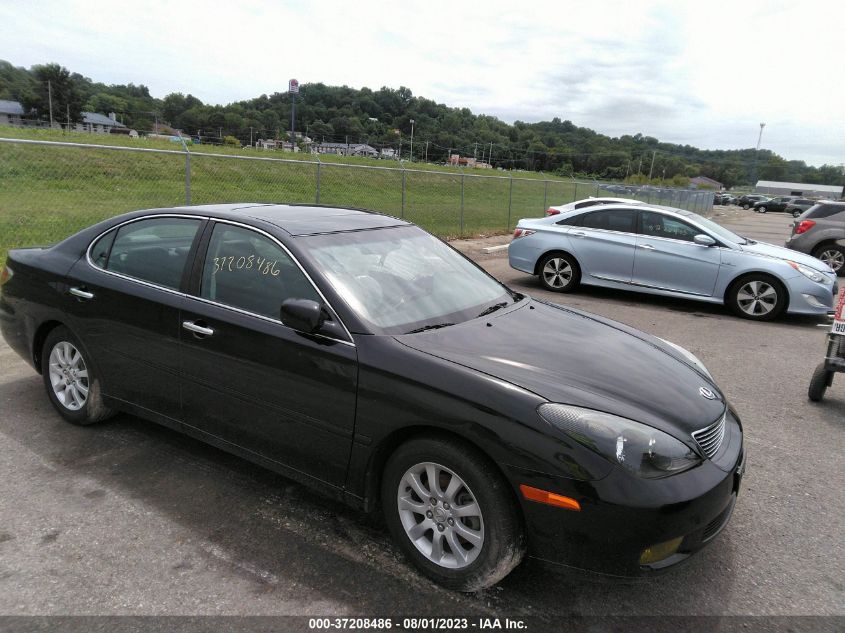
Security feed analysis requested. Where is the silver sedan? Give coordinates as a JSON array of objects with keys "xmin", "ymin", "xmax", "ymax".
[{"xmin": 509, "ymin": 202, "xmax": 837, "ymax": 321}]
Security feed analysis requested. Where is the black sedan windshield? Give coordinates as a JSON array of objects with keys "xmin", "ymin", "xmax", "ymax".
[{"xmin": 300, "ymin": 226, "xmax": 514, "ymax": 334}]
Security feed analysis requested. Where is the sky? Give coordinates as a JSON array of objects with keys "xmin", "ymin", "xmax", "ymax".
[{"xmin": 1, "ymin": 0, "xmax": 843, "ymax": 167}]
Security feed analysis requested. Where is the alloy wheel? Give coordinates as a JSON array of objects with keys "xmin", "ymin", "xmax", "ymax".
[
  {"xmin": 818, "ymin": 249, "xmax": 845, "ymax": 272},
  {"xmin": 736, "ymin": 280, "xmax": 778, "ymax": 316},
  {"xmin": 542, "ymin": 258, "xmax": 573, "ymax": 289},
  {"xmin": 48, "ymin": 341, "xmax": 89, "ymax": 411},
  {"xmin": 396, "ymin": 462, "xmax": 484, "ymax": 569}
]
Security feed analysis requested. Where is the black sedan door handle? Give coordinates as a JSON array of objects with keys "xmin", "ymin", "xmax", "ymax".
[
  {"xmin": 182, "ymin": 320, "xmax": 214, "ymax": 337},
  {"xmin": 69, "ymin": 287, "xmax": 94, "ymax": 300}
]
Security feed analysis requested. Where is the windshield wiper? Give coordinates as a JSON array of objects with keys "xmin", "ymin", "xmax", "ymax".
[
  {"xmin": 477, "ymin": 302, "xmax": 509, "ymax": 318},
  {"xmin": 405, "ymin": 323, "xmax": 455, "ymax": 334}
]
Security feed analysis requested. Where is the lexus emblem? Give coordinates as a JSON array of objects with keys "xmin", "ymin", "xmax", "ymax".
[{"xmin": 699, "ymin": 386, "xmax": 717, "ymax": 400}]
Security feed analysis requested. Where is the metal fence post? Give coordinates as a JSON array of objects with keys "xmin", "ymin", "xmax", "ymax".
[
  {"xmin": 543, "ymin": 179, "xmax": 548, "ymax": 213},
  {"xmin": 401, "ymin": 164, "xmax": 406, "ymax": 219},
  {"xmin": 185, "ymin": 151, "xmax": 191, "ymax": 206},
  {"xmin": 315, "ymin": 155, "xmax": 321, "ymax": 204},
  {"xmin": 507, "ymin": 173, "xmax": 514, "ymax": 230},
  {"xmin": 460, "ymin": 171, "xmax": 465, "ymax": 235}
]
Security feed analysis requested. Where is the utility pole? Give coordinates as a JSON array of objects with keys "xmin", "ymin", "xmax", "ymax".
[
  {"xmin": 425, "ymin": 140, "xmax": 428, "ymax": 163},
  {"xmin": 474, "ymin": 142, "xmax": 478, "ymax": 161},
  {"xmin": 750, "ymin": 122, "xmax": 766, "ymax": 188},
  {"xmin": 637, "ymin": 154, "xmax": 643, "ymax": 175},
  {"xmin": 409, "ymin": 119, "xmax": 415, "ymax": 163},
  {"xmin": 648, "ymin": 150, "xmax": 656, "ymax": 180},
  {"xmin": 47, "ymin": 80, "xmax": 54, "ymax": 128},
  {"xmin": 66, "ymin": 104, "xmax": 70, "ymax": 132},
  {"xmin": 250, "ymin": 126, "xmax": 253, "ymax": 147},
  {"xmin": 625, "ymin": 161, "xmax": 630, "ymax": 181},
  {"xmin": 489, "ymin": 142, "xmax": 493, "ymax": 166}
]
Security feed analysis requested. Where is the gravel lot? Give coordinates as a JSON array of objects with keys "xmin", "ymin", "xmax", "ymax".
[{"xmin": 0, "ymin": 208, "xmax": 842, "ymax": 620}]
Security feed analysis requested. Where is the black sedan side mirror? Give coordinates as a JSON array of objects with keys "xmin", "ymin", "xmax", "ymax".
[{"xmin": 280, "ymin": 298, "xmax": 327, "ymax": 333}]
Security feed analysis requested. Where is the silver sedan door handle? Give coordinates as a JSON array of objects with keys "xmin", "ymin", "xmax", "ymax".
[
  {"xmin": 69, "ymin": 287, "xmax": 94, "ymax": 300},
  {"xmin": 638, "ymin": 244, "xmax": 656, "ymax": 250},
  {"xmin": 182, "ymin": 321, "xmax": 214, "ymax": 336},
  {"xmin": 572, "ymin": 231, "xmax": 587, "ymax": 237}
]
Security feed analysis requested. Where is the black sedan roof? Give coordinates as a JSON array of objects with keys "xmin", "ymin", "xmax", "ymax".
[{"xmin": 160, "ymin": 203, "xmax": 410, "ymax": 236}]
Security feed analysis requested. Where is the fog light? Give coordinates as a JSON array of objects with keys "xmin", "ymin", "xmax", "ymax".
[
  {"xmin": 802, "ymin": 294, "xmax": 829, "ymax": 309},
  {"xmin": 639, "ymin": 536, "xmax": 684, "ymax": 565}
]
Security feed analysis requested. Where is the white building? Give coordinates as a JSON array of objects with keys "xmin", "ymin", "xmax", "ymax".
[
  {"xmin": 76, "ymin": 112, "xmax": 128, "ymax": 134},
  {"xmin": 0, "ymin": 100, "xmax": 24, "ymax": 126},
  {"xmin": 755, "ymin": 180, "xmax": 843, "ymax": 199}
]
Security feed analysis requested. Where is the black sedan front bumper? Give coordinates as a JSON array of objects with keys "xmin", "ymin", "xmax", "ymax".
[{"xmin": 505, "ymin": 413, "xmax": 745, "ymax": 577}]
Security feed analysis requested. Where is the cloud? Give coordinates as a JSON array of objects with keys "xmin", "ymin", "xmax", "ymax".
[{"xmin": 1, "ymin": 0, "xmax": 843, "ymax": 166}]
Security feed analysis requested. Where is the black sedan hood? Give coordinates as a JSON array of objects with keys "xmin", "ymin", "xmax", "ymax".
[{"xmin": 395, "ymin": 300, "xmax": 725, "ymax": 440}]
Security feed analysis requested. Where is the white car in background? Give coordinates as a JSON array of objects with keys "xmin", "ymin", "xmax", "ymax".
[{"xmin": 545, "ymin": 197, "xmax": 640, "ymax": 217}]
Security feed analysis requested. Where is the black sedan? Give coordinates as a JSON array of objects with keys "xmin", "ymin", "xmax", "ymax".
[{"xmin": 0, "ymin": 204, "xmax": 745, "ymax": 590}]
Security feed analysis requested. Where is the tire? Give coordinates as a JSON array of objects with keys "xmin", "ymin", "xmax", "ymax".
[
  {"xmin": 41, "ymin": 326, "xmax": 113, "ymax": 426},
  {"xmin": 727, "ymin": 274, "xmax": 787, "ymax": 321},
  {"xmin": 537, "ymin": 252, "xmax": 580, "ymax": 293},
  {"xmin": 792, "ymin": 210, "xmax": 802, "ymax": 218},
  {"xmin": 757, "ymin": 206, "xmax": 767, "ymax": 214},
  {"xmin": 808, "ymin": 362, "xmax": 832, "ymax": 402},
  {"xmin": 812, "ymin": 244, "xmax": 845, "ymax": 275},
  {"xmin": 381, "ymin": 436, "xmax": 525, "ymax": 591},
  {"xmin": 743, "ymin": 204, "xmax": 750, "ymax": 210}
]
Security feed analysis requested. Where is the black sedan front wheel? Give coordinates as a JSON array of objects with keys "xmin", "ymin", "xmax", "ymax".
[
  {"xmin": 42, "ymin": 326, "xmax": 113, "ymax": 425},
  {"xmin": 538, "ymin": 252, "xmax": 580, "ymax": 293},
  {"xmin": 757, "ymin": 206, "xmax": 767, "ymax": 213},
  {"xmin": 382, "ymin": 437, "xmax": 525, "ymax": 591}
]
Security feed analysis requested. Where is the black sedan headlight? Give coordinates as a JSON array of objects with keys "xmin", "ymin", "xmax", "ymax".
[{"xmin": 538, "ymin": 404, "xmax": 701, "ymax": 479}]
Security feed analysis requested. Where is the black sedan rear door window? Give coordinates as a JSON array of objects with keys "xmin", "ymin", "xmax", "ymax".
[
  {"xmin": 97, "ymin": 217, "xmax": 202, "ymax": 290},
  {"xmin": 200, "ymin": 224, "xmax": 321, "ymax": 320}
]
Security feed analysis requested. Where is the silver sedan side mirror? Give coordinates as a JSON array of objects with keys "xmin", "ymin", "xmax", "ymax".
[{"xmin": 694, "ymin": 234, "xmax": 716, "ymax": 247}]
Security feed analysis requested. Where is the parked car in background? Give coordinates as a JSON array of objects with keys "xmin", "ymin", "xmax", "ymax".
[
  {"xmin": 0, "ymin": 203, "xmax": 747, "ymax": 590},
  {"xmin": 785, "ymin": 201, "xmax": 845, "ymax": 274},
  {"xmin": 737, "ymin": 194, "xmax": 770, "ymax": 209},
  {"xmin": 785, "ymin": 199, "xmax": 817, "ymax": 218},
  {"xmin": 510, "ymin": 202, "xmax": 837, "ymax": 321},
  {"xmin": 544, "ymin": 196, "xmax": 637, "ymax": 216},
  {"xmin": 721, "ymin": 194, "xmax": 737, "ymax": 205},
  {"xmin": 753, "ymin": 196, "xmax": 796, "ymax": 214}
]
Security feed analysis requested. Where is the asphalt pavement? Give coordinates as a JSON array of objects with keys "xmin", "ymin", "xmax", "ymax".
[{"xmin": 0, "ymin": 207, "xmax": 842, "ymax": 620}]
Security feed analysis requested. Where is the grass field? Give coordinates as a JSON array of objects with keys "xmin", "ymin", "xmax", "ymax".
[{"xmin": 0, "ymin": 126, "xmax": 710, "ymax": 264}]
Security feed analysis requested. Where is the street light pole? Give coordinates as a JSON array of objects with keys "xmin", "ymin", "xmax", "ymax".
[{"xmin": 409, "ymin": 119, "xmax": 415, "ymax": 163}]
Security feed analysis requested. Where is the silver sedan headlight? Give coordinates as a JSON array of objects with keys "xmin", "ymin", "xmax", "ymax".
[
  {"xmin": 538, "ymin": 404, "xmax": 701, "ymax": 479},
  {"xmin": 789, "ymin": 261, "xmax": 831, "ymax": 284}
]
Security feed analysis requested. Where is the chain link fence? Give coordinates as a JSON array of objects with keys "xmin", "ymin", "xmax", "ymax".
[{"xmin": 0, "ymin": 138, "xmax": 714, "ymax": 262}]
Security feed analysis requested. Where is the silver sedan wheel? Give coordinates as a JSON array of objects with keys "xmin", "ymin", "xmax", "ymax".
[
  {"xmin": 48, "ymin": 341, "xmax": 89, "ymax": 411},
  {"xmin": 819, "ymin": 249, "xmax": 845, "ymax": 272},
  {"xmin": 736, "ymin": 280, "xmax": 778, "ymax": 316},
  {"xmin": 397, "ymin": 462, "xmax": 484, "ymax": 569},
  {"xmin": 542, "ymin": 258, "xmax": 572, "ymax": 289}
]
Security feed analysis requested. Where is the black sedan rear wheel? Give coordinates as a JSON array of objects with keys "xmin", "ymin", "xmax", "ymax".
[
  {"xmin": 538, "ymin": 252, "xmax": 580, "ymax": 293},
  {"xmin": 42, "ymin": 326, "xmax": 113, "ymax": 426},
  {"xmin": 382, "ymin": 436, "xmax": 525, "ymax": 591},
  {"xmin": 792, "ymin": 209, "xmax": 802, "ymax": 218},
  {"xmin": 757, "ymin": 206, "xmax": 767, "ymax": 213}
]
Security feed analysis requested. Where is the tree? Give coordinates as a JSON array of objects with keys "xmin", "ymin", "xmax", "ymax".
[{"xmin": 21, "ymin": 63, "xmax": 84, "ymax": 124}]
